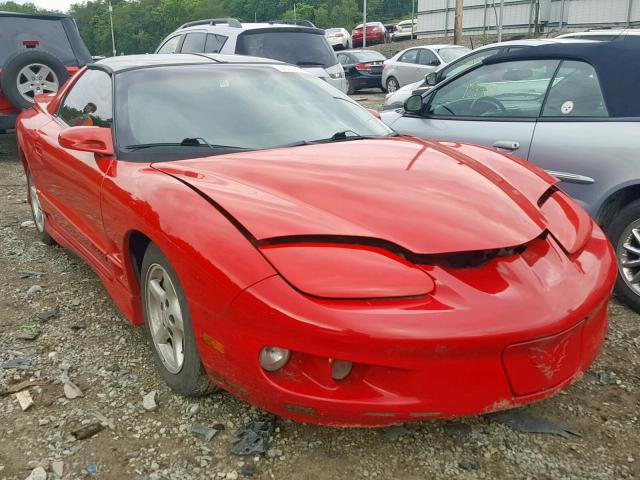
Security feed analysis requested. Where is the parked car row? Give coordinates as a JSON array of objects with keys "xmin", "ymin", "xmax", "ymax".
[{"xmin": 6, "ymin": 11, "xmax": 638, "ymax": 430}]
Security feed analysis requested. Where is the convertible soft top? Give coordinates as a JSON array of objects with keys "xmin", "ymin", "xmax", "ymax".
[{"xmin": 485, "ymin": 41, "xmax": 640, "ymax": 118}]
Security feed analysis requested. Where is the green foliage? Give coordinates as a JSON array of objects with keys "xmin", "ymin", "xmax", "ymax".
[
  {"xmin": 0, "ymin": 0, "xmax": 414, "ymax": 56},
  {"xmin": 0, "ymin": 1, "xmax": 54, "ymax": 13}
]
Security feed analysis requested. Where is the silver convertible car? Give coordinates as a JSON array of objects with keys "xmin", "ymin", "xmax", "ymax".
[{"xmin": 382, "ymin": 41, "xmax": 640, "ymax": 311}]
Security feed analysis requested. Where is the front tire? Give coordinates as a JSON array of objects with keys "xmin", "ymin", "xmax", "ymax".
[
  {"xmin": 27, "ymin": 173, "xmax": 54, "ymax": 245},
  {"xmin": 141, "ymin": 243, "xmax": 217, "ymax": 396},
  {"xmin": 606, "ymin": 199, "xmax": 640, "ymax": 312},
  {"xmin": 386, "ymin": 76, "xmax": 400, "ymax": 93}
]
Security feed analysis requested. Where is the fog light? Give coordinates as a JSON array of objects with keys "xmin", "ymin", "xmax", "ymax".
[
  {"xmin": 259, "ymin": 346, "xmax": 290, "ymax": 372},
  {"xmin": 331, "ymin": 359, "xmax": 353, "ymax": 380}
]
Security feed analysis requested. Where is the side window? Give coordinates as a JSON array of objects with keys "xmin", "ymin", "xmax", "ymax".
[
  {"xmin": 157, "ymin": 35, "xmax": 182, "ymax": 54},
  {"xmin": 58, "ymin": 70, "xmax": 112, "ymax": 128},
  {"xmin": 204, "ymin": 34, "xmax": 227, "ymax": 53},
  {"xmin": 418, "ymin": 49, "xmax": 438, "ymax": 66},
  {"xmin": 180, "ymin": 32, "xmax": 207, "ymax": 53},
  {"xmin": 399, "ymin": 49, "xmax": 419, "ymax": 64},
  {"xmin": 542, "ymin": 61, "xmax": 608, "ymax": 118},
  {"xmin": 427, "ymin": 59, "xmax": 560, "ymax": 118},
  {"xmin": 441, "ymin": 48, "xmax": 500, "ymax": 81}
]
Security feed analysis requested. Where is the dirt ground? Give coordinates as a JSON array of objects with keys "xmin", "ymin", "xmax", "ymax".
[{"xmin": 0, "ymin": 115, "xmax": 639, "ymax": 480}]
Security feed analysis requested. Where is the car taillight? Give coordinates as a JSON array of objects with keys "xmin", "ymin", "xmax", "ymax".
[
  {"xmin": 355, "ymin": 63, "xmax": 371, "ymax": 71},
  {"xmin": 22, "ymin": 40, "xmax": 39, "ymax": 48}
]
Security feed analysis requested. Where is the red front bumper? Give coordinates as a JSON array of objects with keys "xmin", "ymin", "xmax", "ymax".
[{"xmin": 194, "ymin": 227, "xmax": 615, "ymax": 426}]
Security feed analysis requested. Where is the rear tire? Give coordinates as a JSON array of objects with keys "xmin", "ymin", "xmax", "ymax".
[
  {"xmin": 347, "ymin": 79, "xmax": 355, "ymax": 95},
  {"xmin": 141, "ymin": 243, "xmax": 217, "ymax": 396},
  {"xmin": 1, "ymin": 50, "xmax": 70, "ymax": 109},
  {"xmin": 386, "ymin": 76, "xmax": 400, "ymax": 93},
  {"xmin": 605, "ymin": 199, "xmax": 640, "ymax": 312},
  {"xmin": 27, "ymin": 173, "xmax": 55, "ymax": 245}
]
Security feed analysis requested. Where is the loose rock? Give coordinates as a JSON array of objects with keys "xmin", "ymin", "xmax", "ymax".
[{"xmin": 142, "ymin": 390, "xmax": 158, "ymax": 411}]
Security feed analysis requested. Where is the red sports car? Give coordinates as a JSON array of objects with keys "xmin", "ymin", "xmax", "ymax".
[{"xmin": 16, "ymin": 54, "xmax": 616, "ymax": 426}]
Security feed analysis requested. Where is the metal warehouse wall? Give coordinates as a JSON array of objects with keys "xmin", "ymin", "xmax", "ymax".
[{"xmin": 416, "ymin": 0, "xmax": 640, "ymax": 38}]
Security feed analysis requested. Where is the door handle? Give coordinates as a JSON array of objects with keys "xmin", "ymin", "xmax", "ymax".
[{"xmin": 493, "ymin": 141, "xmax": 520, "ymax": 152}]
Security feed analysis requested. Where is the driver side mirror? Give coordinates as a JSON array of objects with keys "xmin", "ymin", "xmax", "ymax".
[
  {"xmin": 425, "ymin": 72, "xmax": 438, "ymax": 86},
  {"xmin": 429, "ymin": 59, "xmax": 441, "ymax": 67},
  {"xmin": 404, "ymin": 94, "xmax": 424, "ymax": 114},
  {"xmin": 59, "ymin": 126, "xmax": 114, "ymax": 156}
]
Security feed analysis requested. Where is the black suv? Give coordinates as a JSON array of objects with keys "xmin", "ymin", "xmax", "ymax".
[{"xmin": 0, "ymin": 11, "xmax": 92, "ymax": 130}]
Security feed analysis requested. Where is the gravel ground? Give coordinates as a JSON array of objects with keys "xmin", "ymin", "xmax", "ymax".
[{"xmin": 0, "ymin": 120, "xmax": 639, "ymax": 480}]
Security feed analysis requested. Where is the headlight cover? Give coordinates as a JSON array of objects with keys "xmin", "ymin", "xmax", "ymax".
[
  {"xmin": 261, "ymin": 244, "xmax": 435, "ymax": 299},
  {"xmin": 540, "ymin": 189, "xmax": 592, "ymax": 254}
]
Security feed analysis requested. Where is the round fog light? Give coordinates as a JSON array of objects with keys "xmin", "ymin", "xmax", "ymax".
[
  {"xmin": 331, "ymin": 359, "xmax": 353, "ymax": 380},
  {"xmin": 259, "ymin": 346, "xmax": 290, "ymax": 372}
]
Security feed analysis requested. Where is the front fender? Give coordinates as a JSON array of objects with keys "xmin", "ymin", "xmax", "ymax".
[{"xmin": 101, "ymin": 161, "xmax": 276, "ymax": 324}]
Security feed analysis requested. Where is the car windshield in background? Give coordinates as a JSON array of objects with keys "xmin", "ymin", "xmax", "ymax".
[
  {"xmin": 115, "ymin": 65, "xmax": 392, "ymax": 156},
  {"xmin": 352, "ymin": 51, "xmax": 386, "ymax": 62},
  {"xmin": 437, "ymin": 47, "xmax": 471, "ymax": 63},
  {"xmin": 236, "ymin": 31, "xmax": 337, "ymax": 68}
]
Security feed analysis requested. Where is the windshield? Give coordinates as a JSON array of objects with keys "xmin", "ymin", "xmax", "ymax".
[
  {"xmin": 115, "ymin": 65, "xmax": 392, "ymax": 156},
  {"xmin": 236, "ymin": 30, "xmax": 337, "ymax": 68},
  {"xmin": 437, "ymin": 47, "xmax": 471, "ymax": 63},
  {"xmin": 352, "ymin": 51, "xmax": 386, "ymax": 62}
]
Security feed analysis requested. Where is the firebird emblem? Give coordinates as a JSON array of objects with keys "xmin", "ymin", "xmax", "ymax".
[{"xmin": 527, "ymin": 338, "xmax": 570, "ymax": 380}]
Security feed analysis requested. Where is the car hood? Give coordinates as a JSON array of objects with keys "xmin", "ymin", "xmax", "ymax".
[{"xmin": 152, "ymin": 137, "xmax": 554, "ymax": 254}]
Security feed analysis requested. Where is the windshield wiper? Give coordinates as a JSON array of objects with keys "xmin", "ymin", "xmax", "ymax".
[
  {"xmin": 124, "ymin": 138, "xmax": 249, "ymax": 151},
  {"xmin": 309, "ymin": 130, "xmax": 398, "ymax": 144}
]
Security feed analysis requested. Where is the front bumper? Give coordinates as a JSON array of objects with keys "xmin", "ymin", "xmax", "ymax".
[{"xmin": 195, "ymin": 227, "xmax": 616, "ymax": 426}]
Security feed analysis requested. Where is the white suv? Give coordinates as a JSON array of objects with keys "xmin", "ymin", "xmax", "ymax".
[{"xmin": 156, "ymin": 18, "xmax": 347, "ymax": 93}]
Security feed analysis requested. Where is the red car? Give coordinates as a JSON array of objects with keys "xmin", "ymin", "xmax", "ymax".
[
  {"xmin": 17, "ymin": 54, "xmax": 616, "ymax": 426},
  {"xmin": 352, "ymin": 22, "xmax": 389, "ymax": 48}
]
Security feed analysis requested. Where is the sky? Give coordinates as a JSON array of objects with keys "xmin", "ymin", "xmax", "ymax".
[{"xmin": 16, "ymin": 0, "xmax": 81, "ymax": 13}]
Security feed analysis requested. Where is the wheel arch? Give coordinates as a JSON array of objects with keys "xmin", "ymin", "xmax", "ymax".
[{"xmin": 596, "ymin": 182, "xmax": 640, "ymax": 231}]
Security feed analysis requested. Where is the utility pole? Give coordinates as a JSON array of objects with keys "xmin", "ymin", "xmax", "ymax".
[
  {"xmin": 293, "ymin": 3, "xmax": 297, "ymax": 20},
  {"xmin": 108, "ymin": 0, "xmax": 116, "ymax": 56},
  {"xmin": 453, "ymin": 0, "xmax": 463, "ymax": 45},
  {"xmin": 363, "ymin": 0, "xmax": 367, "ymax": 47},
  {"xmin": 497, "ymin": 0, "xmax": 504, "ymax": 42},
  {"xmin": 411, "ymin": 0, "xmax": 416, "ymax": 39},
  {"xmin": 559, "ymin": 0, "xmax": 565, "ymax": 32}
]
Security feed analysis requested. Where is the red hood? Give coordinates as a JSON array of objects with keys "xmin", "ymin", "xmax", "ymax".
[{"xmin": 152, "ymin": 137, "xmax": 556, "ymax": 254}]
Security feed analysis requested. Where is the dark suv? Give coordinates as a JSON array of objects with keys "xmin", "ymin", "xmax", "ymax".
[{"xmin": 0, "ymin": 11, "xmax": 92, "ymax": 130}]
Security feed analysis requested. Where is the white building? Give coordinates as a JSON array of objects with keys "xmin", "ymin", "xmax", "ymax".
[{"xmin": 417, "ymin": 0, "xmax": 640, "ymax": 38}]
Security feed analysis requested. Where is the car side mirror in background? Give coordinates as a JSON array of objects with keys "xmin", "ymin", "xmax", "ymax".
[
  {"xmin": 425, "ymin": 72, "xmax": 438, "ymax": 86},
  {"xmin": 429, "ymin": 59, "xmax": 441, "ymax": 67},
  {"xmin": 59, "ymin": 127, "xmax": 114, "ymax": 156},
  {"xmin": 367, "ymin": 108, "xmax": 382, "ymax": 120},
  {"xmin": 404, "ymin": 94, "xmax": 423, "ymax": 114}
]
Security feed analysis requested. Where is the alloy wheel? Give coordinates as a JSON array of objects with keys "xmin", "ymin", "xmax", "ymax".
[
  {"xmin": 145, "ymin": 264, "xmax": 185, "ymax": 374},
  {"xmin": 387, "ymin": 78, "xmax": 399, "ymax": 93},
  {"xmin": 618, "ymin": 220, "xmax": 640, "ymax": 296},
  {"xmin": 16, "ymin": 63, "xmax": 60, "ymax": 103}
]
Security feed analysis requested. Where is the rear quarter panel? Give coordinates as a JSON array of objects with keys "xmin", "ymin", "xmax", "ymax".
[{"xmin": 528, "ymin": 121, "xmax": 640, "ymax": 218}]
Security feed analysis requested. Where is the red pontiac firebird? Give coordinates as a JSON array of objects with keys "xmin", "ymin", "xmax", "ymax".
[{"xmin": 16, "ymin": 54, "xmax": 616, "ymax": 426}]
